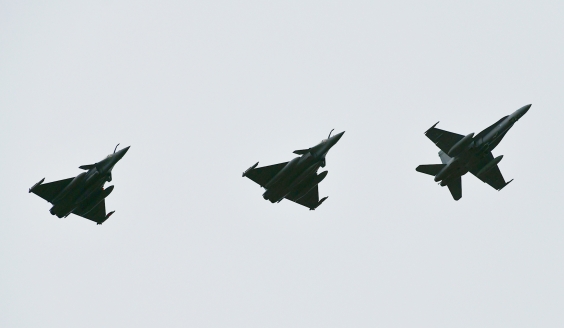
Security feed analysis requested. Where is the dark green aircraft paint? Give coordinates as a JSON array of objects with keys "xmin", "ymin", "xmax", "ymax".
[
  {"xmin": 416, "ymin": 104, "xmax": 531, "ymax": 200},
  {"xmin": 29, "ymin": 145, "xmax": 130, "ymax": 225},
  {"xmin": 243, "ymin": 130, "xmax": 344, "ymax": 210}
]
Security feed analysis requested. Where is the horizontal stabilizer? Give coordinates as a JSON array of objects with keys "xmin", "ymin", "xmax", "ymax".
[
  {"xmin": 416, "ymin": 164, "xmax": 446, "ymax": 176},
  {"xmin": 293, "ymin": 149, "xmax": 310, "ymax": 155}
]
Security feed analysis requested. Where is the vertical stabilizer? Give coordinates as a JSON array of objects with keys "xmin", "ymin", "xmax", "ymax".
[
  {"xmin": 447, "ymin": 177, "xmax": 462, "ymax": 200},
  {"xmin": 438, "ymin": 150, "xmax": 451, "ymax": 164}
]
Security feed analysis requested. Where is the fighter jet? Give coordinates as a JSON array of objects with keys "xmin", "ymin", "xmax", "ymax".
[
  {"xmin": 29, "ymin": 145, "xmax": 130, "ymax": 225},
  {"xmin": 416, "ymin": 104, "xmax": 530, "ymax": 200},
  {"xmin": 243, "ymin": 130, "xmax": 344, "ymax": 210}
]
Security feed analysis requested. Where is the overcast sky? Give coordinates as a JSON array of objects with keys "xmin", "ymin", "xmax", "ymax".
[{"xmin": 2, "ymin": 1, "xmax": 564, "ymax": 327}]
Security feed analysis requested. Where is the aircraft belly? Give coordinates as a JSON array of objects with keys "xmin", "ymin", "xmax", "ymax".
[
  {"xmin": 267, "ymin": 161, "xmax": 306, "ymax": 191},
  {"xmin": 74, "ymin": 179, "xmax": 105, "ymax": 204},
  {"xmin": 435, "ymin": 158, "xmax": 469, "ymax": 184},
  {"xmin": 279, "ymin": 164, "xmax": 319, "ymax": 200},
  {"xmin": 52, "ymin": 172, "xmax": 87, "ymax": 203},
  {"xmin": 264, "ymin": 158, "xmax": 299, "ymax": 189},
  {"xmin": 264, "ymin": 162, "xmax": 320, "ymax": 203}
]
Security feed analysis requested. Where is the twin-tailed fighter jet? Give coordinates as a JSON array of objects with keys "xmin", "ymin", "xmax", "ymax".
[
  {"xmin": 416, "ymin": 104, "xmax": 531, "ymax": 200},
  {"xmin": 29, "ymin": 145, "xmax": 130, "ymax": 224},
  {"xmin": 243, "ymin": 130, "xmax": 344, "ymax": 210}
]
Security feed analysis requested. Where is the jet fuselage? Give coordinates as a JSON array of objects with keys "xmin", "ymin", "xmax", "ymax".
[
  {"xmin": 33, "ymin": 146, "xmax": 130, "ymax": 219},
  {"xmin": 243, "ymin": 131, "xmax": 344, "ymax": 209},
  {"xmin": 262, "ymin": 131, "xmax": 344, "ymax": 203},
  {"xmin": 433, "ymin": 104, "xmax": 530, "ymax": 186}
]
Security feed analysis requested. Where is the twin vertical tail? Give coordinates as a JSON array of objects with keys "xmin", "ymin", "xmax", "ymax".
[{"xmin": 415, "ymin": 164, "xmax": 461, "ymax": 200}]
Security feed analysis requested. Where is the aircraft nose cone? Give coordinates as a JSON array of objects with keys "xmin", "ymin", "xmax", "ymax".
[
  {"xmin": 115, "ymin": 146, "xmax": 130, "ymax": 160},
  {"xmin": 517, "ymin": 104, "xmax": 531, "ymax": 117},
  {"xmin": 332, "ymin": 131, "xmax": 345, "ymax": 142},
  {"xmin": 327, "ymin": 131, "xmax": 345, "ymax": 149}
]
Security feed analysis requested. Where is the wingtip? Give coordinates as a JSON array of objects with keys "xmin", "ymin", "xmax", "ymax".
[
  {"xmin": 242, "ymin": 162, "xmax": 259, "ymax": 177},
  {"xmin": 425, "ymin": 121, "xmax": 440, "ymax": 134},
  {"xmin": 499, "ymin": 179, "xmax": 514, "ymax": 190},
  {"xmin": 310, "ymin": 196, "xmax": 329, "ymax": 210},
  {"xmin": 29, "ymin": 178, "xmax": 45, "ymax": 193},
  {"xmin": 98, "ymin": 211, "xmax": 115, "ymax": 225}
]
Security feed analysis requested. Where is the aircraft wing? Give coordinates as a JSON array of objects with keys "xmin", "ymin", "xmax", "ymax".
[
  {"xmin": 245, "ymin": 162, "xmax": 288, "ymax": 187},
  {"xmin": 30, "ymin": 178, "xmax": 74, "ymax": 203},
  {"xmin": 286, "ymin": 185, "xmax": 320, "ymax": 210},
  {"xmin": 425, "ymin": 124, "xmax": 465, "ymax": 154},
  {"xmin": 470, "ymin": 152, "xmax": 509, "ymax": 190},
  {"xmin": 73, "ymin": 200, "xmax": 110, "ymax": 224}
]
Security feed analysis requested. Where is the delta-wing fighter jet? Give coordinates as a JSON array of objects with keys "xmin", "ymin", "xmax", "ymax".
[
  {"xmin": 29, "ymin": 145, "xmax": 130, "ymax": 225},
  {"xmin": 416, "ymin": 104, "xmax": 531, "ymax": 200},
  {"xmin": 243, "ymin": 130, "xmax": 344, "ymax": 210}
]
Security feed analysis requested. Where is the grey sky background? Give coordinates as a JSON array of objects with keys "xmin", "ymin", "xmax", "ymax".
[{"xmin": 1, "ymin": 1, "xmax": 563, "ymax": 327}]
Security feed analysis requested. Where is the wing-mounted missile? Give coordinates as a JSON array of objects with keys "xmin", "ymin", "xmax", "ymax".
[
  {"xmin": 476, "ymin": 155, "xmax": 504, "ymax": 178},
  {"xmin": 498, "ymin": 179, "xmax": 513, "ymax": 191},
  {"xmin": 448, "ymin": 133, "xmax": 475, "ymax": 157},
  {"xmin": 242, "ymin": 162, "xmax": 259, "ymax": 177},
  {"xmin": 97, "ymin": 211, "xmax": 115, "ymax": 225},
  {"xmin": 29, "ymin": 178, "xmax": 45, "ymax": 193},
  {"xmin": 425, "ymin": 121, "xmax": 440, "ymax": 134},
  {"xmin": 310, "ymin": 196, "xmax": 328, "ymax": 210}
]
